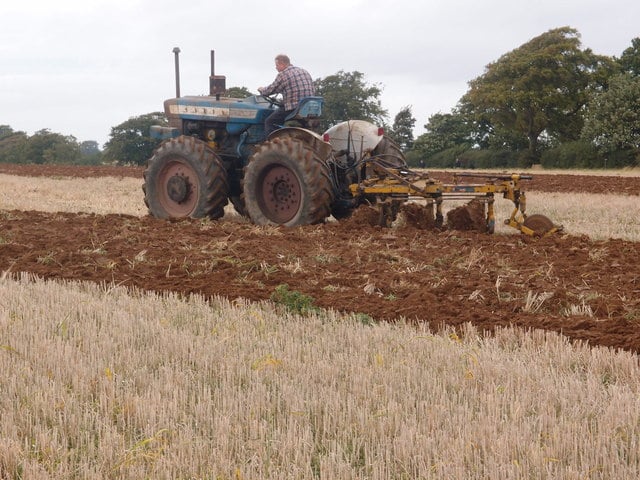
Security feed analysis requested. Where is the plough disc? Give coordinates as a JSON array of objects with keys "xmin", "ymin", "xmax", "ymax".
[{"xmin": 522, "ymin": 214, "xmax": 556, "ymax": 237}]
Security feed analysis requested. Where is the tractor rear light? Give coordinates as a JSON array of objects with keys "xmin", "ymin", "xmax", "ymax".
[
  {"xmin": 323, "ymin": 133, "xmax": 330, "ymax": 142},
  {"xmin": 377, "ymin": 127, "xmax": 385, "ymax": 136}
]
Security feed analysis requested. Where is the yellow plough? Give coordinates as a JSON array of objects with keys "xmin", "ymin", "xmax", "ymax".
[{"xmin": 349, "ymin": 168, "xmax": 563, "ymax": 236}]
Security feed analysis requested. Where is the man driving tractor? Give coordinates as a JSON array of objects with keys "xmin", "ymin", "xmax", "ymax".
[{"xmin": 258, "ymin": 54, "xmax": 315, "ymax": 135}]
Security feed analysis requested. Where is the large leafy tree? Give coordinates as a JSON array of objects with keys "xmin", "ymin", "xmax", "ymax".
[
  {"xmin": 0, "ymin": 126, "xmax": 28, "ymax": 164},
  {"xmin": 582, "ymin": 73, "xmax": 640, "ymax": 156},
  {"xmin": 0, "ymin": 125, "xmax": 15, "ymax": 140},
  {"xmin": 618, "ymin": 37, "xmax": 640, "ymax": 76},
  {"xmin": 462, "ymin": 27, "xmax": 614, "ymax": 160},
  {"xmin": 389, "ymin": 106, "xmax": 416, "ymax": 151},
  {"xmin": 21, "ymin": 129, "xmax": 82, "ymax": 164},
  {"xmin": 314, "ymin": 71, "xmax": 387, "ymax": 130},
  {"xmin": 413, "ymin": 111, "xmax": 473, "ymax": 158},
  {"xmin": 79, "ymin": 140, "xmax": 103, "ymax": 165},
  {"xmin": 103, "ymin": 112, "xmax": 167, "ymax": 166}
]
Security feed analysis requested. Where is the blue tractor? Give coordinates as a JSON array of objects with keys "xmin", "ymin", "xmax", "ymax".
[{"xmin": 143, "ymin": 49, "xmax": 407, "ymax": 226}]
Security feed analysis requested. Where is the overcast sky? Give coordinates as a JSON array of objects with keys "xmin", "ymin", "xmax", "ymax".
[{"xmin": 1, "ymin": 0, "xmax": 639, "ymax": 147}]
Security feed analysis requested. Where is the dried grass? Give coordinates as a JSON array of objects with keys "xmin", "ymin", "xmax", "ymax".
[
  {"xmin": 0, "ymin": 174, "xmax": 147, "ymax": 216},
  {"xmin": 440, "ymin": 192, "xmax": 640, "ymax": 241},
  {"xmin": 510, "ymin": 191, "xmax": 640, "ymax": 241},
  {"xmin": 1, "ymin": 274, "xmax": 639, "ymax": 479},
  {"xmin": 2, "ymin": 172, "xmax": 640, "ymax": 477}
]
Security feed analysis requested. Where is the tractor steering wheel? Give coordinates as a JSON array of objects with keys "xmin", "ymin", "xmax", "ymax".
[{"xmin": 260, "ymin": 94, "xmax": 283, "ymax": 108}]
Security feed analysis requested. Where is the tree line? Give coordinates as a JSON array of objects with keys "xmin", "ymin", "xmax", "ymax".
[
  {"xmin": 410, "ymin": 27, "xmax": 640, "ymax": 169},
  {"xmin": 1, "ymin": 27, "xmax": 638, "ymax": 169}
]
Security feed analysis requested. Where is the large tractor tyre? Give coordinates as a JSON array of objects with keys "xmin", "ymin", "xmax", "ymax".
[
  {"xmin": 143, "ymin": 135, "xmax": 229, "ymax": 219},
  {"xmin": 243, "ymin": 136, "xmax": 334, "ymax": 226}
]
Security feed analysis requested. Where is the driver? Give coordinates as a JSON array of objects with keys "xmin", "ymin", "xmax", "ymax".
[{"xmin": 258, "ymin": 54, "xmax": 315, "ymax": 135}]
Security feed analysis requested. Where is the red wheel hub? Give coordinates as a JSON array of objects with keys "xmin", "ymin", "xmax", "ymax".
[
  {"xmin": 156, "ymin": 159, "xmax": 198, "ymax": 217},
  {"xmin": 259, "ymin": 165, "xmax": 301, "ymax": 223}
]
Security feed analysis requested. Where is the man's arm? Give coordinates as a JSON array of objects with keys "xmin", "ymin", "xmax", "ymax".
[{"xmin": 259, "ymin": 72, "xmax": 285, "ymax": 96}]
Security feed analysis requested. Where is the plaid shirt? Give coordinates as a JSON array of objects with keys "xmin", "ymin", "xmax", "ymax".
[{"xmin": 261, "ymin": 65, "xmax": 315, "ymax": 111}]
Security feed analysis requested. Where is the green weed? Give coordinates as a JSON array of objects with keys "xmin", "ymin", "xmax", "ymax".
[{"xmin": 270, "ymin": 284, "xmax": 319, "ymax": 316}]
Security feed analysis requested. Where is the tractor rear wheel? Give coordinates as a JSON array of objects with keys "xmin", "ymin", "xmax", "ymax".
[
  {"xmin": 243, "ymin": 136, "xmax": 334, "ymax": 226},
  {"xmin": 523, "ymin": 214, "xmax": 555, "ymax": 237},
  {"xmin": 143, "ymin": 136, "xmax": 229, "ymax": 219}
]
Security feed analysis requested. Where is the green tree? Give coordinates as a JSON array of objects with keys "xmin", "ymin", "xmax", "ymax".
[
  {"xmin": 413, "ymin": 111, "xmax": 473, "ymax": 158},
  {"xmin": 103, "ymin": 112, "xmax": 167, "ymax": 166},
  {"xmin": 0, "ymin": 126, "xmax": 28, "ymax": 164},
  {"xmin": 21, "ymin": 129, "xmax": 82, "ymax": 164},
  {"xmin": 389, "ymin": 106, "xmax": 415, "ymax": 151},
  {"xmin": 0, "ymin": 125, "xmax": 16, "ymax": 140},
  {"xmin": 80, "ymin": 140, "xmax": 100, "ymax": 155},
  {"xmin": 582, "ymin": 73, "xmax": 640, "ymax": 160},
  {"xmin": 314, "ymin": 71, "xmax": 387, "ymax": 130},
  {"xmin": 79, "ymin": 140, "xmax": 103, "ymax": 165},
  {"xmin": 462, "ymin": 27, "xmax": 613, "ymax": 161},
  {"xmin": 618, "ymin": 37, "xmax": 640, "ymax": 76},
  {"xmin": 225, "ymin": 86, "xmax": 254, "ymax": 98}
]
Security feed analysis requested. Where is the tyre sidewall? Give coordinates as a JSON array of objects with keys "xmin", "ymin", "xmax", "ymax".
[
  {"xmin": 143, "ymin": 137, "xmax": 228, "ymax": 219},
  {"xmin": 244, "ymin": 139, "xmax": 333, "ymax": 226}
]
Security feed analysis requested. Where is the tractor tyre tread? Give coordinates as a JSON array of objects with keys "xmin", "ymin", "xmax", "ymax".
[
  {"xmin": 242, "ymin": 136, "xmax": 334, "ymax": 226},
  {"xmin": 143, "ymin": 135, "xmax": 229, "ymax": 219}
]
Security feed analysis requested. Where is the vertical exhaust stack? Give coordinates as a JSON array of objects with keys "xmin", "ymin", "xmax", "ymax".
[
  {"xmin": 209, "ymin": 50, "xmax": 226, "ymax": 100},
  {"xmin": 172, "ymin": 47, "xmax": 181, "ymax": 98}
]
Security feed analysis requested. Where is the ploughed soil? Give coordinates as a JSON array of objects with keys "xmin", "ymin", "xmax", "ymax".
[{"xmin": 2, "ymin": 163, "xmax": 640, "ymax": 354}]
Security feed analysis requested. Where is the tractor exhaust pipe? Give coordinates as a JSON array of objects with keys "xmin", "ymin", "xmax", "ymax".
[
  {"xmin": 209, "ymin": 50, "xmax": 226, "ymax": 100},
  {"xmin": 172, "ymin": 47, "xmax": 181, "ymax": 98}
]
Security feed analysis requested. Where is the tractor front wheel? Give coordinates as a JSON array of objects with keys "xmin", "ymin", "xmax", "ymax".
[
  {"xmin": 143, "ymin": 136, "xmax": 229, "ymax": 219},
  {"xmin": 243, "ymin": 136, "xmax": 334, "ymax": 226}
]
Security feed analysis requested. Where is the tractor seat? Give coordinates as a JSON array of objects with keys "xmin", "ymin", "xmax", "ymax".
[{"xmin": 285, "ymin": 96, "xmax": 323, "ymax": 128}]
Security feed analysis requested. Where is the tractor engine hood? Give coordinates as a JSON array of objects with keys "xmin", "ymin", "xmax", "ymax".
[{"xmin": 163, "ymin": 96, "xmax": 269, "ymax": 123}]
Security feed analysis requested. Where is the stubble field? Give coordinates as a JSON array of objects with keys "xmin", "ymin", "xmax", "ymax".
[{"xmin": 1, "ymin": 162, "xmax": 640, "ymax": 479}]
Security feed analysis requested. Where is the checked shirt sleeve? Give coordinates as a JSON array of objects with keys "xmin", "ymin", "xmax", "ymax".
[{"xmin": 261, "ymin": 66, "xmax": 315, "ymax": 111}]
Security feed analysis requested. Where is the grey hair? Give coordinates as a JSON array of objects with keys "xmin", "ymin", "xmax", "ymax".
[{"xmin": 275, "ymin": 54, "xmax": 290, "ymax": 65}]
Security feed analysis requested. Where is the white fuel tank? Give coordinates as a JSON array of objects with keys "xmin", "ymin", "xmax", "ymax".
[{"xmin": 323, "ymin": 120, "xmax": 383, "ymax": 160}]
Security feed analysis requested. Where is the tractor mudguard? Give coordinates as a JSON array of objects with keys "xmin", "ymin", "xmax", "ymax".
[{"xmin": 267, "ymin": 127, "xmax": 333, "ymax": 161}]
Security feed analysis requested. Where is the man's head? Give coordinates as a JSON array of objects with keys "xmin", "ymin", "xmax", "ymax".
[{"xmin": 274, "ymin": 54, "xmax": 290, "ymax": 72}]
